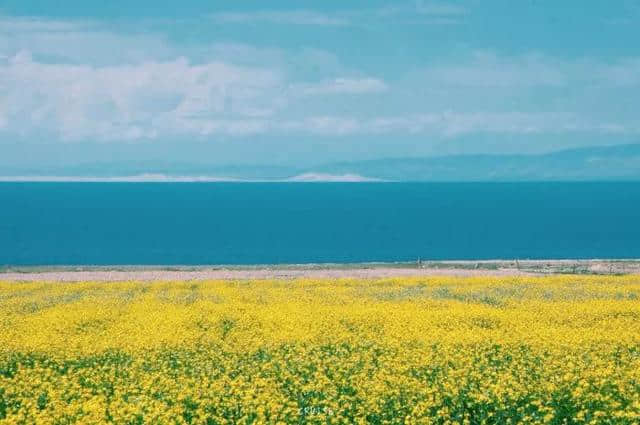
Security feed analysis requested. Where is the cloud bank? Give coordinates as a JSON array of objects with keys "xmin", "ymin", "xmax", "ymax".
[{"xmin": 1, "ymin": 14, "xmax": 640, "ymax": 146}]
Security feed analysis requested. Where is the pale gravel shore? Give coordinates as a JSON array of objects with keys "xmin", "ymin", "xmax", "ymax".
[
  {"xmin": 0, "ymin": 267, "xmax": 538, "ymax": 282},
  {"xmin": 1, "ymin": 260, "xmax": 639, "ymax": 282}
]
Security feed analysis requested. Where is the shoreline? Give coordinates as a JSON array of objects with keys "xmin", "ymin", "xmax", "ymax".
[{"xmin": 2, "ymin": 260, "xmax": 639, "ymax": 282}]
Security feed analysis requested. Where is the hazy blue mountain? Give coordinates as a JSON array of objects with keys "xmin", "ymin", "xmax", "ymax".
[
  {"xmin": 310, "ymin": 144, "xmax": 640, "ymax": 181},
  {"xmin": 2, "ymin": 144, "xmax": 640, "ymax": 181}
]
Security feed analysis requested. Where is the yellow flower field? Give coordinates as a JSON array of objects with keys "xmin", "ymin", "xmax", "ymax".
[{"xmin": 1, "ymin": 275, "xmax": 640, "ymax": 424}]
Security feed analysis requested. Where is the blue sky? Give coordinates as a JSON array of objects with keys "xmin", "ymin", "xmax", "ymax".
[{"xmin": 1, "ymin": 0, "xmax": 639, "ymax": 169}]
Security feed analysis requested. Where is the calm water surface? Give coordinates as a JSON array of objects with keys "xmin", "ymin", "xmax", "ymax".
[{"xmin": 1, "ymin": 182, "xmax": 639, "ymax": 265}]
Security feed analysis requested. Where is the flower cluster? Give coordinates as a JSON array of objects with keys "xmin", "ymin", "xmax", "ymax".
[{"xmin": 1, "ymin": 275, "xmax": 639, "ymax": 424}]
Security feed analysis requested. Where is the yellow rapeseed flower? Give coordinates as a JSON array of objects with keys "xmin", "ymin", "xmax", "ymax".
[{"xmin": 0, "ymin": 275, "xmax": 639, "ymax": 423}]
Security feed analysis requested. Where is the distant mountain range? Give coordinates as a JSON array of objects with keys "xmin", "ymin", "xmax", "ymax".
[
  {"xmin": 312, "ymin": 143, "xmax": 640, "ymax": 181},
  {"xmin": 3, "ymin": 144, "xmax": 640, "ymax": 181}
]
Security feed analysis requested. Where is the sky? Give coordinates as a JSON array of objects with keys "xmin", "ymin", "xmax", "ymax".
[{"xmin": 1, "ymin": 0, "xmax": 639, "ymax": 170}]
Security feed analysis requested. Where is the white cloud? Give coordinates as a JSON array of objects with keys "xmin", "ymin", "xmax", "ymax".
[
  {"xmin": 0, "ymin": 49, "xmax": 392, "ymax": 141},
  {"xmin": 275, "ymin": 112, "xmax": 640, "ymax": 137},
  {"xmin": 279, "ymin": 116, "xmax": 362, "ymax": 135},
  {"xmin": 210, "ymin": 10, "xmax": 348, "ymax": 26},
  {"xmin": 368, "ymin": 2, "xmax": 466, "ymax": 21},
  {"xmin": 0, "ymin": 17, "xmax": 175, "ymax": 66},
  {"xmin": 2, "ymin": 16, "xmax": 640, "ymax": 143},
  {"xmin": 0, "ymin": 17, "xmax": 93, "ymax": 32},
  {"xmin": 292, "ymin": 78, "xmax": 388, "ymax": 96},
  {"xmin": 210, "ymin": 3, "xmax": 466, "ymax": 28},
  {"xmin": 0, "ymin": 50, "xmax": 283, "ymax": 141},
  {"xmin": 2, "ymin": 47, "xmax": 639, "ymax": 141},
  {"xmin": 0, "ymin": 16, "xmax": 394, "ymax": 141},
  {"xmin": 414, "ymin": 51, "xmax": 640, "ymax": 89},
  {"xmin": 375, "ymin": 112, "xmax": 559, "ymax": 136}
]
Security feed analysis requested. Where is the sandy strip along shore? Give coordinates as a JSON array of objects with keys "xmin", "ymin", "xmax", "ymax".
[
  {"xmin": 0, "ymin": 267, "xmax": 535, "ymax": 282},
  {"xmin": 1, "ymin": 260, "xmax": 639, "ymax": 282}
]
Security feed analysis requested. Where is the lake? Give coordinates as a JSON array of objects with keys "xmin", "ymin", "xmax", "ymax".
[{"xmin": 1, "ymin": 182, "xmax": 639, "ymax": 265}]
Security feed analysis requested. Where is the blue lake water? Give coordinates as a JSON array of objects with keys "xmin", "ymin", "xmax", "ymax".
[{"xmin": 1, "ymin": 182, "xmax": 639, "ymax": 265}]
